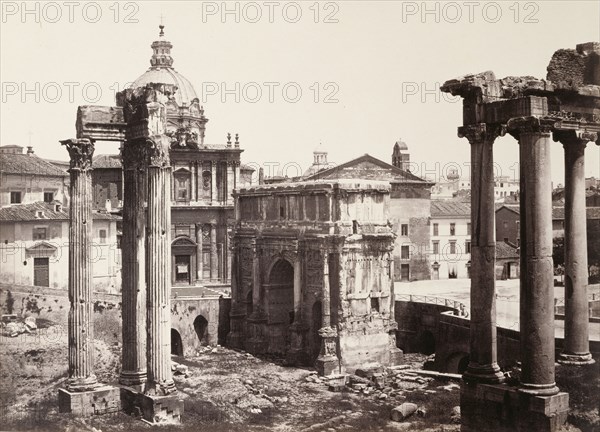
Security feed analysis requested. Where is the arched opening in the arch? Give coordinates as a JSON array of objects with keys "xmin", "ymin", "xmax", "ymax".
[
  {"xmin": 446, "ymin": 352, "xmax": 470, "ymax": 374},
  {"xmin": 267, "ymin": 259, "xmax": 295, "ymax": 325},
  {"xmin": 418, "ymin": 330, "xmax": 436, "ymax": 355},
  {"xmin": 171, "ymin": 328, "xmax": 183, "ymax": 356},
  {"xmin": 265, "ymin": 258, "xmax": 295, "ymax": 354},
  {"xmin": 311, "ymin": 300, "xmax": 322, "ymax": 363},
  {"xmin": 194, "ymin": 315, "xmax": 209, "ymax": 346}
]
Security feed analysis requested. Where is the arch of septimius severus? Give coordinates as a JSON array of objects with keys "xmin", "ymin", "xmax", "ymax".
[{"xmin": 441, "ymin": 42, "xmax": 599, "ymax": 431}]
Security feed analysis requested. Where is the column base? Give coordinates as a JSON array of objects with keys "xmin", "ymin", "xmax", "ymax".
[
  {"xmin": 245, "ymin": 337, "xmax": 268, "ymax": 355},
  {"xmin": 557, "ymin": 352, "xmax": 595, "ymax": 366},
  {"xmin": 226, "ymin": 331, "xmax": 245, "ymax": 350},
  {"xmin": 463, "ymin": 362, "xmax": 505, "ymax": 384},
  {"xmin": 461, "ymin": 382, "xmax": 568, "ymax": 432},
  {"xmin": 518, "ymin": 382, "xmax": 560, "ymax": 396},
  {"xmin": 119, "ymin": 371, "xmax": 147, "ymax": 393},
  {"xmin": 315, "ymin": 355, "xmax": 340, "ymax": 376},
  {"xmin": 121, "ymin": 386, "xmax": 184, "ymax": 424},
  {"xmin": 58, "ymin": 385, "xmax": 121, "ymax": 416}
]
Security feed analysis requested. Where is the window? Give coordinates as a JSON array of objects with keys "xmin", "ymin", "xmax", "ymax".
[
  {"xmin": 33, "ymin": 227, "xmax": 47, "ymax": 240},
  {"xmin": 503, "ymin": 221, "xmax": 508, "ymax": 229},
  {"xmin": 99, "ymin": 229, "xmax": 107, "ymax": 244},
  {"xmin": 450, "ymin": 241, "xmax": 456, "ymax": 254},
  {"xmin": 467, "ymin": 223, "xmax": 471, "ymax": 235},
  {"xmin": 43, "ymin": 192, "xmax": 54, "ymax": 203},
  {"xmin": 401, "ymin": 224, "xmax": 409, "ymax": 236},
  {"xmin": 10, "ymin": 191, "xmax": 21, "ymax": 204},
  {"xmin": 279, "ymin": 204, "xmax": 286, "ymax": 219},
  {"xmin": 450, "ymin": 223, "xmax": 456, "ymax": 236},
  {"xmin": 401, "ymin": 245, "xmax": 410, "ymax": 259},
  {"xmin": 432, "ymin": 241, "xmax": 439, "ymax": 255},
  {"xmin": 503, "ymin": 237, "xmax": 509, "ymax": 243},
  {"xmin": 465, "ymin": 241, "xmax": 471, "ymax": 254},
  {"xmin": 370, "ymin": 297, "xmax": 380, "ymax": 312},
  {"xmin": 433, "ymin": 223, "xmax": 439, "ymax": 236}
]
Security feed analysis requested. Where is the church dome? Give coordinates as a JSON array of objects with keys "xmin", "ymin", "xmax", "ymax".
[{"xmin": 130, "ymin": 25, "xmax": 199, "ymax": 107}]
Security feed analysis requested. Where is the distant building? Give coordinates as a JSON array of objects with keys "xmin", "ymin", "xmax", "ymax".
[
  {"xmin": 495, "ymin": 204, "xmax": 600, "ymax": 243},
  {"xmin": 431, "ymin": 172, "xmax": 519, "ymax": 203},
  {"xmin": 429, "ymin": 201, "xmax": 471, "ymax": 279},
  {"xmin": 0, "ymin": 202, "xmax": 121, "ymax": 292},
  {"xmin": 0, "ymin": 145, "xmax": 69, "ymax": 208}
]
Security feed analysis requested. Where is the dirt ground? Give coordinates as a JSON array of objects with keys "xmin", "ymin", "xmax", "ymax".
[
  {"xmin": 0, "ymin": 317, "xmax": 597, "ymax": 432},
  {"xmin": 0, "ymin": 318, "xmax": 462, "ymax": 432}
]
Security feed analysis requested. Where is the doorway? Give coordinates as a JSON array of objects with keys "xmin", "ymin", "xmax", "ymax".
[{"xmin": 34, "ymin": 257, "xmax": 49, "ymax": 287}]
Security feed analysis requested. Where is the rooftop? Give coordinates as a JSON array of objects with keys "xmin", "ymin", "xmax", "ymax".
[
  {"xmin": 0, "ymin": 202, "xmax": 121, "ymax": 222},
  {"xmin": 1, "ymin": 152, "xmax": 68, "ymax": 177},
  {"xmin": 430, "ymin": 200, "xmax": 471, "ymax": 217}
]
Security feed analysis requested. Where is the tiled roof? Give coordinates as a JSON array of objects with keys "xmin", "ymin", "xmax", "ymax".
[
  {"xmin": 1, "ymin": 153, "xmax": 68, "ymax": 177},
  {"xmin": 495, "ymin": 205, "xmax": 600, "ymax": 220},
  {"xmin": 496, "ymin": 242, "xmax": 519, "ymax": 259},
  {"xmin": 430, "ymin": 200, "xmax": 471, "ymax": 217},
  {"xmin": 0, "ymin": 202, "xmax": 121, "ymax": 222},
  {"xmin": 93, "ymin": 154, "xmax": 122, "ymax": 169}
]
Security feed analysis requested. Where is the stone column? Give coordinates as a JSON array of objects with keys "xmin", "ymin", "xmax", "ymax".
[
  {"xmin": 555, "ymin": 130, "xmax": 596, "ymax": 365},
  {"xmin": 226, "ymin": 161, "xmax": 234, "ymax": 205},
  {"xmin": 315, "ymin": 249, "xmax": 340, "ymax": 376},
  {"xmin": 458, "ymin": 123, "xmax": 504, "ymax": 384},
  {"xmin": 145, "ymin": 135, "xmax": 176, "ymax": 396},
  {"xmin": 210, "ymin": 223, "xmax": 218, "ymax": 281},
  {"xmin": 119, "ymin": 139, "xmax": 148, "ymax": 389},
  {"xmin": 195, "ymin": 224, "xmax": 203, "ymax": 282},
  {"xmin": 190, "ymin": 162, "xmax": 197, "ymax": 203},
  {"xmin": 211, "ymin": 161, "xmax": 218, "ymax": 205},
  {"xmin": 508, "ymin": 116, "xmax": 559, "ymax": 396},
  {"xmin": 234, "ymin": 161, "xmax": 241, "ymax": 190},
  {"xmin": 62, "ymin": 138, "xmax": 98, "ymax": 391}
]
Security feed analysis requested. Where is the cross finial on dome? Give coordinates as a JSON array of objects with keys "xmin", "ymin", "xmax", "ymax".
[{"xmin": 159, "ymin": 24, "xmax": 165, "ymax": 37}]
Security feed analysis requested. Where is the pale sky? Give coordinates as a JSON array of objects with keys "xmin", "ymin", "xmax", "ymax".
[{"xmin": 1, "ymin": 1, "xmax": 599, "ymax": 185}]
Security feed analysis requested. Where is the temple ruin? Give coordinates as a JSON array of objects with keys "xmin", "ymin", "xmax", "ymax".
[{"xmin": 441, "ymin": 42, "xmax": 599, "ymax": 431}]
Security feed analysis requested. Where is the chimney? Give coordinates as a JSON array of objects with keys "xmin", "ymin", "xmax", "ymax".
[
  {"xmin": 258, "ymin": 167, "xmax": 265, "ymax": 185},
  {"xmin": 27, "ymin": 146, "xmax": 34, "ymax": 155}
]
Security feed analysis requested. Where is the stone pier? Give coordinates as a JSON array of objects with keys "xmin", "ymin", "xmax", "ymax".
[
  {"xmin": 459, "ymin": 123, "xmax": 505, "ymax": 384},
  {"xmin": 119, "ymin": 139, "xmax": 148, "ymax": 390},
  {"xmin": 58, "ymin": 138, "xmax": 120, "ymax": 416},
  {"xmin": 555, "ymin": 130, "xmax": 596, "ymax": 365}
]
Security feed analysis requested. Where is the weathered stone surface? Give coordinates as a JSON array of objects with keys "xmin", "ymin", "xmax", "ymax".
[
  {"xmin": 390, "ymin": 403, "xmax": 418, "ymax": 422},
  {"xmin": 59, "ymin": 386, "xmax": 120, "ymax": 416},
  {"xmin": 547, "ymin": 42, "xmax": 600, "ymax": 87}
]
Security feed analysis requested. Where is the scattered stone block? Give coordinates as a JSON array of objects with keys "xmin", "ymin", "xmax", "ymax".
[
  {"xmin": 390, "ymin": 403, "xmax": 418, "ymax": 422},
  {"xmin": 58, "ymin": 385, "xmax": 120, "ymax": 416}
]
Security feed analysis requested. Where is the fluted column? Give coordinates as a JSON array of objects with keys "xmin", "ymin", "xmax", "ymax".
[
  {"xmin": 226, "ymin": 161, "xmax": 234, "ymax": 205},
  {"xmin": 234, "ymin": 161, "xmax": 241, "ymax": 190},
  {"xmin": 210, "ymin": 223, "xmax": 218, "ymax": 281},
  {"xmin": 195, "ymin": 224, "xmax": 203, "ymax": 282},
  {"xmin": 119, "ymin": 139, "xmax": 148, "ymax": 388},
  {"xmin": 508, "ymin": 116, "xmax": 559, "ymax": 396},
  {"xmin": 62, "ymin": 138, "xmax": 98, "ymax": 391},
  {"xmin": 211, "ymin": 161, "xmax": 217, "ymax": 204},
  {"xmin": 145, "ymin": 135, "xmax": 176, "ymax": 396},
  {"xmin": 555, "ymin": 130, "xmax": 596, "ymax": 365},
  {"xmin": 458, "ymin": 123, "xmax": 504, "ymax": 384}
]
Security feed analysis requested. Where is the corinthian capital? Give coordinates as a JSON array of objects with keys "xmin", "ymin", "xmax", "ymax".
[
  {"xmin": 553, "ymin": 129, "xmax": 598, "ymax": 148},
  {"xmin": 506, "ymin": 116, "xmax": 554, "ymax": 139},
  {"xmin": 147, "ymin": 135, "xmax": 171, "ymax": 168},
  {"xmin": 458, "ymin": 123, "xmax": 505, "ymax": 144},
  {"xmin": 61, "ymin": 138, "xmax": 95, "ymax": 171}
]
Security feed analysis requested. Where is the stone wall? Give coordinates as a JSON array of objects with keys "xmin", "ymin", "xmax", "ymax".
[{"xmin": 546, "ymin": 42, "xmax": 600, "ymax": 88}]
